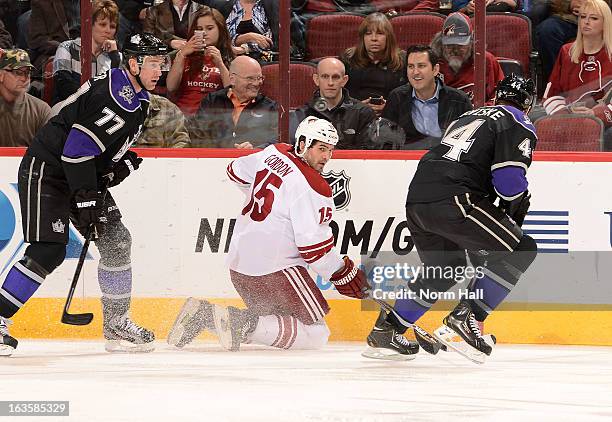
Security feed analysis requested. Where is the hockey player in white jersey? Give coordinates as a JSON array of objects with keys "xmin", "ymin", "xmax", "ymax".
[{"xmin": 168, "ymin": 117, "xmax": 370, "ymax": 351}]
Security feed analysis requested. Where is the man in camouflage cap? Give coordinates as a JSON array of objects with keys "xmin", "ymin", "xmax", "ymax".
[
  {"xmin": 0, "ymin": 48, "xmax": 50, "ymax": 147},
  {"xmin": 0, "ymin": 48, "xmax": 35, "ymax": 71}
]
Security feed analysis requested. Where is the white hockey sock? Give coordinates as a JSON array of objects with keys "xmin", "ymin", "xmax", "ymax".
[{"xmin": 248, "ymin": 315, "xmax": 330, "ymax": 350}]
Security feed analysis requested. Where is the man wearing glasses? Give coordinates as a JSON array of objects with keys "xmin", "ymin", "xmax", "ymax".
[
  {"xmin": 190, "ymin": 55, "xmax": 278, "ymax": 148},
  {"xmin": 0, "ymin": 49, "xmax": 51, "ymax": 147}
]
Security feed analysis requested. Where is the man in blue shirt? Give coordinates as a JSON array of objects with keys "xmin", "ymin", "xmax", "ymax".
[{"xmin": 383, "ymin": 44, "xmax": 472, "ymax": 149}]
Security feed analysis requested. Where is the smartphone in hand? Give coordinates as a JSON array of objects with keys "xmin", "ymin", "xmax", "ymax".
[
  {"xmin": 194, "ymin": 30, "xmax": 205, "ymax": 50},
  {"xmin": 370, "ymin": 96, "xmax": 385, "ymax": 105}
]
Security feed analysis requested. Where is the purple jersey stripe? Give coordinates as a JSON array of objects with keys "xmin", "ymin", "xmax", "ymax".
[
  {"xmin": 3, "ymin": 266, "xmax": 42, "ymax": 304},
  {"xmin": 63, "ymin": 128, "xmax": 103, "ymax": 158},
  {"xmin": 394, "ymin": 295, "xmax": 431, "ymax": 324},
  {"xmin": 98, "ymin": 267, "xmax": 132, "ymax": 296},
  {"xmin": 492, "ymin": 166, "xmax": 528, "ymax": 198},
  {"xmin": 499, "ymin": 105, "xmax": 536, "ymax": 134},
  {"xmin": 471, "ymin": 274, "xmax": 510, "ymax": 310}
]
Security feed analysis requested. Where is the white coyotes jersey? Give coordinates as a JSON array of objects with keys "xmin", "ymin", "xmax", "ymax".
[{"xmin": 226, "ymin": 143, "xmax": 343, "ymax": 278}]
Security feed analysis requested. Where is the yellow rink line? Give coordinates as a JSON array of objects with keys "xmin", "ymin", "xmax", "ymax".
[{"xmin": 10, "ymin": 298, "xmax": 612, "ymax": 346}]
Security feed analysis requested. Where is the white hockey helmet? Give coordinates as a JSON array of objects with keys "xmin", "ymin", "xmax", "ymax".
[{"xmin": 294, "ymin": 116, "xmax": 339, "ymax": 158}]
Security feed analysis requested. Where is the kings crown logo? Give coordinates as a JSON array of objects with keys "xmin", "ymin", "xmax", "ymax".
[
  {"xmin": 52, "ymin": 219, "xmax": 65, "ymax": 234},
  {"xmin": 119, "ymin": 85, "xmax": 135, "ymax": 104},
  {"xmin": 322, "ymin": 170, "xmax": 351, "ymax": 211}
]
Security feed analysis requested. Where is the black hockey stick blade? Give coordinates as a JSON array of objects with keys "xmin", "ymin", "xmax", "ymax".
[
  {"xmin": 368, "ymin": 293, "xmax": 445, "ymax": 354},
  {"xmin": 61, "ymin": 312, "xmax": 94, "ymax": 326},
  {"xmin": 413, "ymin": 325, "xmax": 445, "ymax": 355}
]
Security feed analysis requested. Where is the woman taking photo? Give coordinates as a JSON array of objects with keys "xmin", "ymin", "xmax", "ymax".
[
  {"xmin": 166, "ymin": 6, "xmax": 234, "ymax": 116},
  {"xmin": 341, "ymin": 12, "xmax": 406, "ymax": 116}
]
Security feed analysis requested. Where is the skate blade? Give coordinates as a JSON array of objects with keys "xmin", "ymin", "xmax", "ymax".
[
  {"xmin": 105, "ymin": 339, "xmax": 155, "ymax": 353},
  {"xmin": 361, "ymin": 346, "xmax": 417, "ymax": 361},
  {"xmin": 212, "ymin": 304, "xmax": 236, "ymax": 351},
  {"xmin": 433, "ymin": 325, "xmax": 486, "ymax": 364},
  {"xmin": 167, "ymin": 297, "xmax": 201, "ymax": 347},
  {"xmin": 0, "ymin": 344, "xmax": 15, "ymax": 356}
]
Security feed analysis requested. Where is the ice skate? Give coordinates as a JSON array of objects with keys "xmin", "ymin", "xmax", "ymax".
[
  {"xmin": 104, "ymin": 314, "xmax": 155, "ymax": 353},
  {"xmin": 212, "ymin": 305, "xmax": 257, "ymax": 351},
  {"xmin": 362, "ymin": 310, "xmax": 419, "ymax": 361},
  {"xmin": 168, "ymin": 298, "xmax": 214, "ymax": 348},
  {"xmin": 0, "ymin": 317, "xmax": 17, "ymax": 356},
  {"xmin": 434, "ymin": 302, "xmax": 494, "ymax": 364}
]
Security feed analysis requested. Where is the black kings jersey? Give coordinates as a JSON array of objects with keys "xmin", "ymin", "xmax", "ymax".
[
  {"xmin": 407, "ymin": 105, "xmax": 538, "ymax": 204},
  {"xmin": 27, "ymin": 68, "xmax": 150, "ymax": 193}
]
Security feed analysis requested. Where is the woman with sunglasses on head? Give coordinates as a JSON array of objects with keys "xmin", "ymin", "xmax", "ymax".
[{"xmin": 166, "ymin": 6, "xmax": 235, "ymax": 116}]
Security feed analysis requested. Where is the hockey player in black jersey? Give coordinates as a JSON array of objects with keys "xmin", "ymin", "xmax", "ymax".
[
  {"xmin": 363, "ymin": 75, "xmax": 538, "ymax": 363},
  {"xmin": 0, "ymin": 34, "xmax": 170, "ymax": 355}
]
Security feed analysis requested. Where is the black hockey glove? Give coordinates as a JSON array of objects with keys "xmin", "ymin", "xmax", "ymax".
[
  {"xmin": 102, "ymin": 151, "xmax": 143, "ymax": 187},
  {"xmin": 73, "ymin": 189, "xmax": 107, "ymax": 240},
  {"xmin": 499, "ymin": 191, "xmax": 531, "ymax": 227}
]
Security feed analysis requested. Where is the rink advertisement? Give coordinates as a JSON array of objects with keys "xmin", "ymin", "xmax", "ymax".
[{"xmin": 1, "ymin": 149, "xmax": 612, "ymax": 344}]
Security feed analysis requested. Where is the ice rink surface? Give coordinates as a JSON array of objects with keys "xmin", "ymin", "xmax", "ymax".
[{"xmin": 0, "ymin": 341, "xmax": 611, "ymax": 422}]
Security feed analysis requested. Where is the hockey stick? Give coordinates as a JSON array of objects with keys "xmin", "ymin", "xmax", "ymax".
[
  {"xmin": 61, "ymin": 226, "xmax": 95, "ymax": 326},
  {"xmin": 368, "ymin": 294, "xmax": 445, "ymax": 355},
  {"xmin": 61, "ymin": 183, "xmax": 110, "ymax": 326}
]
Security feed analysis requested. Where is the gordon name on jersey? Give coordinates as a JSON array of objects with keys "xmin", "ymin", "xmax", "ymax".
[
  {"xmin": 407, "ymin": 105, "xmax": 538, "ymax": 203},
  {"xmin": 226, "ymin": 144, "xmax": 343, "ymax": 279}
]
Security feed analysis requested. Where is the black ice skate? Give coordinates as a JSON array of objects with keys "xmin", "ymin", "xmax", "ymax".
[
  {"xmin": 434, "ymin": 302, "xmax": 495, "ymax": 364},
  {"xmin": 104, "ymin": 315, "xmax": 155, "ymax": 353},
  {"xmin": 167, "ymin": 297, "xmax": 214, "ymax": 348},
  {"xmin": 0, "ymin": 317, "xmax": 17, "ymax": 356},
  {"xmin": 361, "ymin": 310, "xmax": 419, "ymax": 361},
  {"xmin": 212, "ymin": 305, "xmax": 257, "ymax": 351}
]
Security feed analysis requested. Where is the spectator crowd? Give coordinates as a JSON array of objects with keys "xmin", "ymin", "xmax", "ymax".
[{"xmin": 0, "ymin": 0, "xmax": 610, "ymax": 150}]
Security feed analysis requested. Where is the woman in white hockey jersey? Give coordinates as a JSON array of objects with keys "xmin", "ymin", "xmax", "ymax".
[{"xmin": 168, "ymin": 117, "xmax": 369, "ymax": 351}]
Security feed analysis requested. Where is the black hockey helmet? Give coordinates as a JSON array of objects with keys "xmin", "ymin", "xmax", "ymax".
[
  {"xmin": 123, "ymin": 33, "xmax": 170, "ymax": 70},
  {"xmin": 495, "ymin": 74, "xmax": 535, "ymax": 113}
]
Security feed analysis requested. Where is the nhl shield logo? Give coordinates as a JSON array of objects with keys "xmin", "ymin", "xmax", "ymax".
[{"xmin": 322, "ymin": 170, "xmax": 351, "ymax": 210}]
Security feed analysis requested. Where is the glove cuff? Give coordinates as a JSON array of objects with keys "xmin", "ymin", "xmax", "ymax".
[{"xmin": 330, "ymin": 257, "xmax": 358, "ymax": 286}]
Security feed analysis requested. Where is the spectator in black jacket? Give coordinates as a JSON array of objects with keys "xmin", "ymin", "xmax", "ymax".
[
  {"xmin": 383, "ymin": 45, "xmax": 472, "ymax": 149},
  {"xmin": 115, "ymin": 0, "xmax": 152, "ymax": 48},
  {"xmin": 190, "ymin": 55, "xmax": 278, "ymax": 148},
  {"xmin": 340, "ymin": 12, "xmax": 406, "ymax": 117},
  {"xmin": 291, "ymin": 57, "xmax": 376, "ymax": 149},
  {"xmin": 0, "ymin": 19, "xmax": 12, "ymax": 49}
]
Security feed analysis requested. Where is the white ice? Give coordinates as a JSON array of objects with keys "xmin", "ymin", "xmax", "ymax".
[{"xmin": 1, "ymin": 341, "xmax": 611, "ymax": 422}]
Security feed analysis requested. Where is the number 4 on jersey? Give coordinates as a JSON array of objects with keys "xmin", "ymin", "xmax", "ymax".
[{"xmin": 441, "ymin": 119, "xmax": 485, "ymax": 161}]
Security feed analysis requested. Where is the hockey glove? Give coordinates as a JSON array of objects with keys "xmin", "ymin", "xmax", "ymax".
[
  {"xmin": 102, "ymin": 151, "xmax": 143, "ymax": 187},
  {"xmin": 499, "ymin": 191, "xmax": 531, "ymax": 227},
  {"xmin": 73, "ymin": 189, "xmax": 107, "ymax": 239},
  {"xmin": 330, "ymin": 257, "xmax": 370, "ymax": 299}
]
